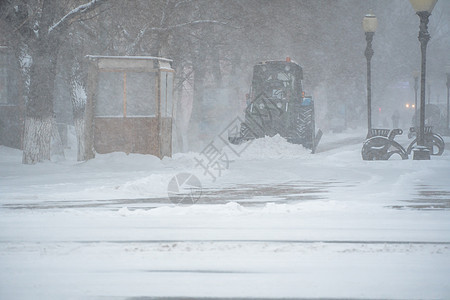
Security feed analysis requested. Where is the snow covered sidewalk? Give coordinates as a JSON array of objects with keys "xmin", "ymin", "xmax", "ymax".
[{"xmin": 1, "ymin": 129, "xmax": 450, "ymax": 299}]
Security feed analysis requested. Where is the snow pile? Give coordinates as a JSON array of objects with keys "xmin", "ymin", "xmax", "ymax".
[
  {"xmin": 230, "ymin": 134, "xmax": 311, "ymax": 160},
  {"xmin": 82, "ymin": 151, "xmax": 163, "ymax": 172},
  {"xmin": 115, "ymin": 199, "xmax": 359, "ymax": 218},
  {"xmin": 1, "ymin": 134, "xmax": 450, "ymax": 299},
  {"xmin": 115, "ymin": 174, "xmax": 173, "ymax": 198},
  {"xmin": 164, "ymin": 152, "xmax": 199, "ymax": 169},
  {"xmin": 0, "ymin": 146, "xmax": 22, "ymax": 163},
  {"xmin": 118, "ymin": 201, "xmax": 248, "ymax": 217}
]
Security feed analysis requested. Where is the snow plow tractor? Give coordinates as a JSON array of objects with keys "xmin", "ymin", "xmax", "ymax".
[{"xmin": 229, "ymin": 58, "xmax": 322, "ymax": 152}]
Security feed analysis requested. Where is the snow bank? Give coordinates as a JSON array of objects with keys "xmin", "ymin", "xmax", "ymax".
[
  {"xmin": 114, "ymin": 198, "xmax": 375, "ymax": 218},
  {"xmin": 118, "ymin": 201, "xmax": 247, "ymax": 217},
  {"xmin": 1, "ymin": 132, "xmax": 450, "ymax": 300},
  {"xmin": 228, "ymin": 134, "xmax": 311, "ymax": 160},
  {"xmin": 0, "ymin": 146, "xmax": 22, "ymax": 163},
  {"xmin": 81, "ymin": 151, "xmax": 163, "ymax": 171}
]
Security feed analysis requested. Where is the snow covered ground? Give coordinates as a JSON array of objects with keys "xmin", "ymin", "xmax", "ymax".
[{"xmin": 1, "ymin": 128, "xmax": 450, "ymax": 299}]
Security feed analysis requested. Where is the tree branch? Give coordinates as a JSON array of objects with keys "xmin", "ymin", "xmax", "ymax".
[
  {"xmin": 148, "ymin": 20, "xmax": 234, "ymax": 32},
  {"xmin": 174, "ymin": 0, "xmax": 194, "ymax": 9},
  {"xmin": 48, "ymin": 0, "xmax": 107, "ymax": 35}
]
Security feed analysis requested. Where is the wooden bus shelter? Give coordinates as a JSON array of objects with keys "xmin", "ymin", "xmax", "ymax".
[{"xmin": 84, "ymin": 56, "xmax": 174, "ymax": 159}]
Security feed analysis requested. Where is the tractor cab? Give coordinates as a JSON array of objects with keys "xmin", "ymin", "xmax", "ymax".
[{"xmin": 250, "ymin": 60, "xmax": 303, "ymax": 104}]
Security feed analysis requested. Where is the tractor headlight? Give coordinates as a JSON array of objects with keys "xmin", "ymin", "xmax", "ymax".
[
  {"xmin": 259, "ymin": 103, "xmax": 265, "ymax": 109},
  {"xmin": 276, "ymin": 102, "xmax": 283, "ymax": 108}
]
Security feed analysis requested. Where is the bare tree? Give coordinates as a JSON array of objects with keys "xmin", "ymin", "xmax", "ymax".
[{"xmin": 1, "ymin": 0, "xmax": 106, "ymax": 164}]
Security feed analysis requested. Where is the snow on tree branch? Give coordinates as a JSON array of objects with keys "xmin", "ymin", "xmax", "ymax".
[
  {"xmin": 48, "ymin": 0, "xmax": 107, "ymax": 35},
  {"xmin": 174, "ymin": 0, "xmax": 193, "ymax": 9},
  {"xmin": 125, "ymin": 19, "xmax": 233, "ymax": 54},
  {"xmin": 149, "ymin": 20, "xmax": 234, "ymax": 32}
]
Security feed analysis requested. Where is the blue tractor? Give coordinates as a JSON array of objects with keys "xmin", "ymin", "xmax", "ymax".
[{"xmin": 229, "ymin": 59, "xmax": 322, "ymax": 152}]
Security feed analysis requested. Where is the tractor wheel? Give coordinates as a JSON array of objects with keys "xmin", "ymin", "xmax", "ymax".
[
  {"xmin": 240, "ymin": 122, "xmax": 250, "ymax": 138},
  {"xmin": 299, "ymin": 106, "xmax": 314, "ymax": 149},
  {"xmin": 288, "ymin": 114, "xmax": 305, "ymax": 145}
]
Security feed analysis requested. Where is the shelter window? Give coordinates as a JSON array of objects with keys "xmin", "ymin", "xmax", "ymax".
[
  {"xmin": 96, "ymin": 71, "xmax": 156, "ymax": 117},
  {"xmin": 127, "ymin": 72, "xmax": 155, "ymax": 116}
]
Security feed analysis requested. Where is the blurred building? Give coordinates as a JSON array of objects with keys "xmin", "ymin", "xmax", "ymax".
[{"xmin": 0, "ymin": 46, "xmax": 24, "ymax": 149}]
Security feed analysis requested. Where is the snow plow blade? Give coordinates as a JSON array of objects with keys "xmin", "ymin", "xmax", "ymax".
[
  {"xmin": 311, "ymin": 129, "xmax": 323, "ymax": 154},
  {"xmin": 228, "ymin": 136, "xmax": 255, "ymax": 145}
]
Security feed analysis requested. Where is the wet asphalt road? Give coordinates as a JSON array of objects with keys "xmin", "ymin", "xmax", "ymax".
[{"xmin": 2, "ymin": 180, "xmax": 449, "ymax": 211}]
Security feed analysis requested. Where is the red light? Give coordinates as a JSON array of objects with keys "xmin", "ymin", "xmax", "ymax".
[
  {"xmin": 286, "ymin": 57, "xmax": 291, "ymax": 62},
  {"xmin": 378, "ymin": 108, "xmax": 382, "ymax": 112}
]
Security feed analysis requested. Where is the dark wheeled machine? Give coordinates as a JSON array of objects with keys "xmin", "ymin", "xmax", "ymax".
[{"xmin": 228, "ymin": 58, "xmax": 322, "ymax": 152}]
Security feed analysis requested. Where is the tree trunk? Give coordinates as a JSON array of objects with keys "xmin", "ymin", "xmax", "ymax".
[
  {"xmin": 211, "ymin": 46, "xmax": 222, "ymax": 88},
  {"xmin": 150, "ymin": 31, "xmax": 170, "ymax": 57},
  {"xmin": 174, "ymin": 77, "xmax": 184, "ymax": 152},
  {"xmin": 188, "ymin": 60, "xmax": 206, "ymax": 150},
  {"xmin": 70, "ymin": 80, "xmax": 87, "ymax": 161},
  {"xmin": 74, "ymin": 117, "xmax": 85, "ymax": 160},
  {"xmin": 22, "ymin": 43, "xmax": 59, "ymax": 164},
  {"xmin": 51, "ymin": 117, "xmax": 65, "ymax": 160},
  {"xmin": 69, "ymin": 46, "xmax": 88, "ymax": 161},
  {"xmin": 22, "ymin": 116, "xmax": 52, "ymax": 164}
]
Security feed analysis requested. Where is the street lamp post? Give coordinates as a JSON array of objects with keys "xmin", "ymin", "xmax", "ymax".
[
  {"xmin": 409, "ymin": 0, "xmax": 437, "ymax": 160},
  {"xmin": 363, "ymin": 12, "xmax": 377, "ymax": 137},
  {"xmin": 446, "ymin": 66, "xmax": 450, "ymax": 134},
  {"xmin": 445, "ymin": 66, "xmax": 450, "ymax": 135},
  {"xmin": 413, "ymin": 70, "xmax": 419, "ymax": 126}
]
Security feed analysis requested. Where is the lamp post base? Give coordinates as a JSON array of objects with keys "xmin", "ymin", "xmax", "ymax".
[{"xmin": 412, "ymin": 146, "xmax": 430, "ymax": 160}]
